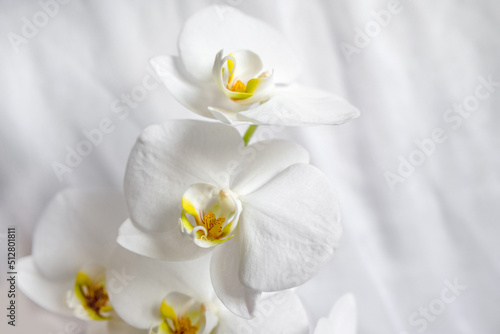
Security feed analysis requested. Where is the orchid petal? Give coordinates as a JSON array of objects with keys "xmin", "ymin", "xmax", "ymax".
[
  {"xmin": 31, "ymin": 188, "xmax": 127, "ymax": 280},
  {"xmin": 215, "ymin": 291, "xmax": 309, "ymax": 334},
  {"xmin": 328, "ymin": 294, "xmax": 357, "ymax": 334},
  {"xmin": 313, "ymin": 294, "xmax": 357, "ymax": 334},
  {"xmin": 314, "ymin": 318, "xmax": 334, "ymax": 334},
  {"xmin": 85, "ymin": 317, "xmax": 148, "ymax": 334},
  {"xmin": 203, "ymin": 311, "xmax": 219, "ymax": 334},
  {"xmin": 210, "ymin": 237, "xmax": 261, "ymax": 319},
  {"xmin": 230, "ymin": 140, "xmax": 310, "ymax": 195},
  {"xmin": 150, "ymin": 55, "xmax": 245, "ymax": 117},
  {"xmin": 239, "ymin": 164, "xmax": 341, "ymax": 291},
  {"xmin": 238, "ymin": 85, "xmax": 360, "ymax": 126},
  {"xmin": 18, "ymin": 256, "xmax": 73, "ymax": 317},
  {"xmin": 117, "ymin": 219, "xmax": 210, "ymax": 261},
  {"xmin": 178, "ymin": 5, "xmax": 300, "ymax": 84},
  {"xmin": 124, "ymin": 120, "xmax": 244, "ymax": 234},
  {"xmin": 108, "ymin": 318, "xmax": 149, "ymax": 334},
  {"xmin": 208, "ymin": 106, "xmax": 242, "ymax": 124},
  {"xmin": 106, "ymin": 247, "xmax": 213, "ymax": 330}
]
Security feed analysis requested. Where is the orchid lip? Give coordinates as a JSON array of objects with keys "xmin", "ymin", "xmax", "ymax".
[
  {"xmin": 180, "ymin": 184, "xmax": 242, "ymax": 248},
  {"xmin": 212, "ymin": 49, "xmax": 275, "ymax": 105},
  {"xmin": 66, "ymin": 264, "xmax": 112, "ymax": 321},
  {"xmin": 149, "ymin": 292, "xmax": 217, "ymax": 334}
]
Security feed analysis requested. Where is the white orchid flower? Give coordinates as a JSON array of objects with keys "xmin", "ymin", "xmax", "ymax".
[
  {"xmin": 107, "ymin": 246, "xmax": 310, "ymax": 334},
  {"xmin": 18, "ymin": 189, "xmax": 145, "ymax": 334},
  {"xmin": 314, "ymin": 294, "xmax": 357, "ymax": 334},
  {"xmin": 150, "ymin": 5, "xmax": 359, "ymax": 126},
  {"xmin": 118, "ymin": 120, "xmax": 342, "ymax": 318}
]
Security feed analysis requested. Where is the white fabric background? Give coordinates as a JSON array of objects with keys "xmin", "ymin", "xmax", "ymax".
[{"xmin": 1, "ymin": 0, "xmax": 499, "ymax": 333}]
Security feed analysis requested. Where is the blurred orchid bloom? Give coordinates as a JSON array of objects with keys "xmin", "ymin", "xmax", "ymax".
[
  {"xmin": 314, "ymin": 294, "xmax": 357, "ymax": 334},
  {"xmin": 151, "ymin": 5, "xmax": 359, "ymax": 126},
  {"xmin": 18, "ymin": 189, "xmax": 145, "ymax": 334},
  {"xmin": 107, "ymin": 247, "xmax": 310, "ymax": 334},
  {"xmin": 118, "ymin": 120, "xmax": 342, "ymax": 318}
]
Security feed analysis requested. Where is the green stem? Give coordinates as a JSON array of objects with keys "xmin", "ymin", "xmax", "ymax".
[{"xmin": 243, "ymin": 125, "xmax": 259, "ymax": 146}]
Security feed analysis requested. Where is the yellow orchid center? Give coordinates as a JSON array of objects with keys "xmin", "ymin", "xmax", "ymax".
[
  {"xmin": 178, "ymin": 317, "xmax": 199, "ymax": 334},
  {"xmin": 201, "ymin": 211, "xmax": 226, "ymax": 240},
  {"xmin": 164, "ymin": 315, "xmax": 199, "ymax": 334},
  {"xmin": 180, "ymin": 184, "xmax": 242, "ymax": 248},
  {"xmin": 71, "ymin": 271, "xmax": 112, "ymax": 320},
  {"xmin": 151, "ymin": 293, "xmax": 212, "ymax": 334},
  {"xmin": 228, "ymin": 79, "xmax": 247, "ymax": 93},
  {"xmin": 81, "ymin": 280, "xmax": 109, "ymax": 312},
  {"xmin": 213, "ymin": 49, "xmax": 275, "ymax": 105}
]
